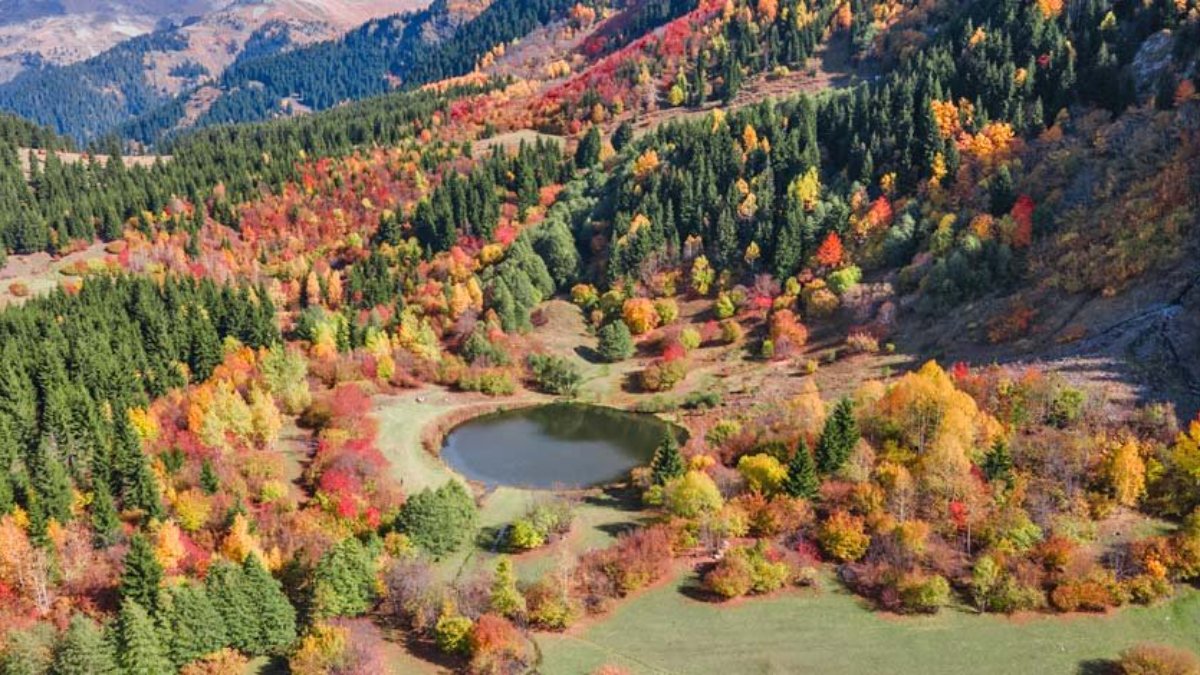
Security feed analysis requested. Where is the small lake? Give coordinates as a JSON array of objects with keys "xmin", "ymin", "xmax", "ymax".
[{"xmin": 440, "ymin": 403, "xmax": 675, "ymax": 489}]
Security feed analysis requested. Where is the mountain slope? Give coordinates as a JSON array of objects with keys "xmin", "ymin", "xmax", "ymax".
[
  {"xmin": 123, "ymin": 0, "xmax": 583, "ymax": 145},
  {"xmin": 0, "ymin": 1, "xmax": 230, "ymax": 83},
  {"xmin": 0, "ymin": 0, "xmax": 432, "ymax": 143}
]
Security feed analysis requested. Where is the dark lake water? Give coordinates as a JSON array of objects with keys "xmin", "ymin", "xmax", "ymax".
[{"xmin": 440, "ymin": 403, "xmax": 674, "ymax": 489}]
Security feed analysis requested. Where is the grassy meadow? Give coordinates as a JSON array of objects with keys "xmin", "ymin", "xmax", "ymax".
[{"xmin": 537, "ymin": 573, "xmax": 1200, "ymax": 675}]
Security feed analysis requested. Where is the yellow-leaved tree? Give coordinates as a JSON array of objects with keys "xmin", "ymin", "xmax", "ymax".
[
  {"xmin": 153, "ymin": 520, "xmax": 186, "ymax": 572},
  {"xmin": 871, "ymin": 361, "xmax": 1000, "ymax": 504},
  {"xmin": 1106, "ymin": 436, "xmax": 1146, "ymax": 507}
]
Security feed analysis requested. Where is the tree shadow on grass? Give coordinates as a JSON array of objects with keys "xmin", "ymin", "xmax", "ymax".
[
  {"xmin": 581, "ymin": 485, "xmax": 643, "ymax": 512},
  {"xmin": 254, "ymin": 656, "xmax": 290, "ymax": 675},
  {"xmin": 400, "ymin": 629, "xmax": 466, "ymax": 672},
  {"xmin": 677, "ymin": 565, "xmax": 722, "ymax": 603},
  {"xmin": 575, "ymin": 345, "xmax": 606, "ymax": 364},
  {"xmin": 594, "ymin": 521, "xmax": 642, "ymax": 539},
  {"xmin": 1076, "ymin": 659, "xmax": 1119, "ymax": 675},
  {"xmin": 475, "ymin": 524, "xmax": 510, "ymax": 554}
]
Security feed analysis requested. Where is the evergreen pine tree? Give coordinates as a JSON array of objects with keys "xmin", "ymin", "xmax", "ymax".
[
  {"xmin": 205, "ymin": 560, "xmax": 255, "ymax": 654},
  {"xmin": 27, "ymin": 439, "xmax": 73, "ymax": 542},
  {"xmin": 490, "ymin": 556, "xmax": 525, "ymax": 618},
  {"xmin": 612, "ymin": 121, "xmax": 635, "ymax": 152},
  {"xmin": 113, "ymin": 599, "xmax": 172, "ymax": 675},
  {"xmin": 310, "ymin": 537, "xmax": 377, "ymax": 619},
  {"xmin": 0, "ymin": 472, "xmax": 12, "ymax": 516},
  {"xmin": 816, "ymin": 397, "xmax": 859, "ymax": 475},
  {"xmin": 575, "ymin": 126, "xmax": 602, "ymax": 168},
  {"xmin": 398, "ymin": 481, "xmax": 478, "ymax": 558},
  {"xmin": 111, "ymin": 416, "xmax": 163, "ymax": 519},
  {"xmin": 160, "ymin": 583, "xmax": 228, "ymax": 668},
  {"xmin": 53, "ymin": 614, "xmax": 118, "ymax": 675},
  {"xmin": 650, "ymin": 431, "xmax": 686, "ymax": 486},
  {"xmin": 982, "ymin": 438, "xmax": 1014, "ymax": 487},
  {"xmin": 119, "ymin": 534, "xmax": 163, "ymax": 614},
  {"xmin": 782, "ymin": 438, "xmax": 820, "ymax": 499},
  {"xmin": 90, "ymin": 477, "xmax": 122, "ymax": 548},
  {"xmin": 199, "ymin": 459, "xmax": 220, "ymax": 495},
  {"xmin": 242, "ymin": 554, "xmax": 297, "ymax": 655},
  {"xmin": 187, "ymin": 306, "xmax": 223, "ymax": 382},
  {"xmin": 596, "ymin": 320, "xmax": 635, "ymax": 362},
  {"xmin": 714, "ymin": 205, "xmax": 738, "ymax": 270}
]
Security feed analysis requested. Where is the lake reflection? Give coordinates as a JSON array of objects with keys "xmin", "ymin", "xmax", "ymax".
[{"xmin": 440, "ymin": 403, "xmax": 675, "ymax": 489}]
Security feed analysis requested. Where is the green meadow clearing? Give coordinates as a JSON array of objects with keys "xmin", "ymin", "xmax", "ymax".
[{"xmin": 537, "ymin": 573, "xmax": 1200, "ymax": 675}]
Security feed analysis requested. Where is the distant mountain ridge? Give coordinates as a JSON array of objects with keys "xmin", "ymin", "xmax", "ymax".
[
  {"xmin": 0, "ymin": 0, "xmax": 231, "ymax": 82},
  {"xmin": 0, "ymin": 0, "xmax": 433, "ymax": 143}
]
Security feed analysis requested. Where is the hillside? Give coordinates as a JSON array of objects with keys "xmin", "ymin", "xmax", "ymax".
[{"xmin": 0, "ymin": 0, "xmax": 432, "ymax": 143}]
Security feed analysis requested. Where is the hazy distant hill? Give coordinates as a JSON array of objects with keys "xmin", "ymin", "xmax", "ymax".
[
  {"xmin": 0, "ymin": 0, "xmax": 431, "ymax": 143},
  {"xmin": 0, "ymin": 0, "xmax": 231, "ymax": 82}
]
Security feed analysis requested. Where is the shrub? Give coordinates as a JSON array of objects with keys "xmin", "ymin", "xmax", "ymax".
[
  {"xmin": 288, "ymin": 625, "xmax": 347, "ymax": 675},
  {"xmin": 706, "ymin": 419, "xmax": 742, "ymax": 446},
  {"xmin": 571, "ymin": 283, "xmax": 599, "ymax": 310},
  {"xmin": 507, "ymin": 519, "xmax": 546, "ymax": 551},
  {"xmin": 768, "ymin": 310, "xmax": 808, "ymax": 351},
  {"xmin": 469, "ymin": 614, "xmax": 530, "ymax": 675},
  {"xmin": 1050, "ymin": 574, "xmax": 1119, "ymax": 612},
  {"xmin": 526, "ymin": 354, "xmax": 582, "ymax": 396},
  {"xmin": 719, "ymin": 319, "xmax": 745, "ymax": 344},
  {"xmin": 507, "ymin": 499, "xmax": 574, "ymax": 551},
  {"xmin": 737, "ymin": 454, "xmax": 788, "ymax": 494},
  {"xmin": 654, "ymin": 298, "xmax": 680, "ymax": 325},
  {"xmin": 681, "ymin": 391, "xmax": 721, "ymax": 409},
  {"xmin": 182, "ymin": 648, "xmax": 250, "ymax": 675},
  {"xmin": 461, "ymin": 329, "xmax": 510, "ymax": 366},
  {"xmin": 845, "ymin": 332, "xmax": 880, "ymax": 354},
  {"xmin": 1048, "ymin": 386, "xmax": 1086, "ymax": 427},
  {"xmin": 622, "ymin": 298, "xmax": 660, "ymax": 335},
  {"xmin": 608, "ymin": 526, "xmax": 674, "ymax": 593},
  {"xmin": 818, "ymin": 511, "xmax": 870, "ymax": 562},
  {"xmin": 434, "ymin": 612, "xmax": 474, "ymax": 655},
  {"xmin": 597, "ymin": 321, "xmax": 635, "ymax": 362},
  {"xmin": 761, "ymin": 339, "xmax": 775, "ymax": 359},
  {"xmin": 458, "ymin": 370, "xmax": 516, "ymax": 396},
  {"xmin": 705, "ymin": 542, "xmax": 790, "ymax": 599},
  {"xmin": 897, "ymin": 573, "xmax": 951, "ymax": 614},
  {"xmin": 1118, "ymin": 643, "xmax": 1200, "ymax": 675},
  {"xmin": 662, "ymin": 471, "xmax": 723, "ymax": 518},
  {"xmin": 679, "ymin": 327, "xmax": 702, "ymax": 351},
  {"xmin": 641, "ymin": 359, "xmax": 686, "ymax": 392},
  {"xmin": 749, "ymin": 555, "xmax": 791, "ymax": 594},
  {"xmin": 827, "ymin": 265, "xmax": 862, "ymax": 295},
  {"xmin": 1125, "ymin": 574, "xmax": 1173, "ymax": 605},
  {"xmin": 714, "ymin": 292, "xmax": 738, "ymax": 319},
  {"xmin": 803, "ymin": 284, "xmax": 840, "ymax": 317},
  {"xmin": 7, "ymin": 282, "xmax": 29, "ymax": 298},
  {"xmin": 525, "ymin": 577, "xmax": 579, "ymax": 630},
  {"xmin": 706, "ymin": 550, "xmax": 754, "ymax": 599}
]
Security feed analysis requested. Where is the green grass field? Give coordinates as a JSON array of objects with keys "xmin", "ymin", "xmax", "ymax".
[{"xmin": 537, "ymin": 572, "xmax": 1200, "ymax": 675}]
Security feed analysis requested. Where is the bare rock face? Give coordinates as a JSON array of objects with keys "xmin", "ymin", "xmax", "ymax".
[{"xmin": 1131, "ymin": 29, "xmax": 1174, "ymax": 102}]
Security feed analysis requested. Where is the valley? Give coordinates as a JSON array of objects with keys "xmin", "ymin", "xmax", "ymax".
[{"xmin": 0, "ymin": 0, "xmax": 1197, "ymax": 673}]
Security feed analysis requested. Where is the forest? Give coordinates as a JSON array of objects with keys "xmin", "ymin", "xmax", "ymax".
[{"xmin": 0, "ymin": 0, "xmax": 1198, "ymax": 672}]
